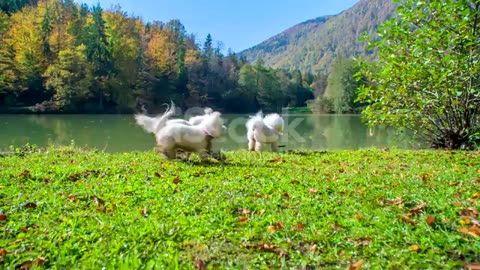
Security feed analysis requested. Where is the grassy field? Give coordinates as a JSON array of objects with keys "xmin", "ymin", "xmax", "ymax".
[{"xmin": 0, "ymin": 145, "xmax": 479, "ymax": 269}]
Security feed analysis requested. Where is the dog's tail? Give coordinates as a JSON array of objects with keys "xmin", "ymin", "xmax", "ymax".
[
  {"xmin": 264, "ymin": 113, "xmax": 284, "ymax": 135},
  {"xmin": 246, "ymin": 111, "xmax": 264, "ymax": 131},
  {"xmin": 135, "ymin": 101, "xmax": 176, "ymax": 134}
]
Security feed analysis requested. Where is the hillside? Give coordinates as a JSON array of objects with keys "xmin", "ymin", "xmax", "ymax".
[{"xmin": 239, "ymin": 0, "xmax": 397, "ymax": 74}]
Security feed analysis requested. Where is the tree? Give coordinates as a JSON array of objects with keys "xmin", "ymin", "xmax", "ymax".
[
  {"xmin": 43, "ymin": 44, "xmax": 92, "ymax": 110},
  {"xmin": 6, "ymin": 5, "xmax": 47, "ymax": 103},
  {"xmin": 85, "ymin": 4, "xmax": 112, "ymax": 110},
  {"xmin": 324, "ymin": 56, "xmax": 362, "ymax": 113},
  {"xmin": 0, "ymin": 10, "xmax": 16, "ymax": 98},
  {"xmin": 358, "ymin": 0, "xmax": 480, "ymax": 149}
]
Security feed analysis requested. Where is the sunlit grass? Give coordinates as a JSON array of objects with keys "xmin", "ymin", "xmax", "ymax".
[{"xmin": 0, "ymin": 145, "xmax": 479, "ymax": 269}]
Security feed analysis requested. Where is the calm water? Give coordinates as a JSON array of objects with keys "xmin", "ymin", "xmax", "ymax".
[{"xmin": 0, "ymin": 114, "xmax": 414, "ymax": 152}]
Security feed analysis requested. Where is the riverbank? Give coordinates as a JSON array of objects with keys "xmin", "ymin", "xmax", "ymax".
[{"xmin": 0, "ymin": 146, "xmax": 479, "ymax": 268}]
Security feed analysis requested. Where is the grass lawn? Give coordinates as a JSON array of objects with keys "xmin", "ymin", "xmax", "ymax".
[{"xmin": 0, "ymin": 146, "xmax": 479, "ymax": 269}]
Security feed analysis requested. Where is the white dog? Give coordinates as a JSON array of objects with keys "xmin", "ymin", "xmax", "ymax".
[
  {"xmin": 246, "ymin": 111, "xmax": 284, "ymax": 152},
  {"xmin": 135, "ymin": 103, "xmax": 225, "ymax": 160}
]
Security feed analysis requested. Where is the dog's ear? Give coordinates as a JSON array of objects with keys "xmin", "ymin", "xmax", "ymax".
[{"xmin": 212, "ymin": 111, "xmax": 222, "ymax": 117}]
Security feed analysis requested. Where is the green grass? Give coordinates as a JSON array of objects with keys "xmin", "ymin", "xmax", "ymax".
[{"xmin": 0, "ymin": 145, "xmax": 479, "ymax": 269}]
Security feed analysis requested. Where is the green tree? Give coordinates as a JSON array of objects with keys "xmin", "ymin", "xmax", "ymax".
[
  {"xmin": 43, "ymin": 44, "xmax": 92, "ymax": 110},
  {"xmin": 86, "ymin": 4, "xmax": 112, "ymax": 110},
  {"xmin": 324, "ymin": 56, "xmax": 362, "ymax": 113},
  {"xmin": 358, "ymin": 0, "xmax": 480, "ymax": 149}
]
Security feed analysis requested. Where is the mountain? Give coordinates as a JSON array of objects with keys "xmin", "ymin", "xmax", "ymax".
[{"xmin": 238, "ymin": 0, "xmax": 397, "ymax": 74}]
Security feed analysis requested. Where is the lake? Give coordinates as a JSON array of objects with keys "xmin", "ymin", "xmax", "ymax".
[{"xmin": 0, "ymin": 114, "xmax": 415, "ymax": 152}]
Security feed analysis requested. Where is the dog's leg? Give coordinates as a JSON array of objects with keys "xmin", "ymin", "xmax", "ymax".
[
  {"xmin": 271, "ymin": 142, "xmax": 279, "ymax": 152},
  {"xmin": 248, "ymin": 138, "xmax": 256, "ymax": 151},
  {"xmin": 199, "ymin": 149, "xmax": 210, "ymax": 162},
  {"xmin": 162, "ymin": 147, "xmax": 176, "ymax": 160},
  {"xmin": 255, "ymin": 142, "xmax": 262, "ymax": 152}
]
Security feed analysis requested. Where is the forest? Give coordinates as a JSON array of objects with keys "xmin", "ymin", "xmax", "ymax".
[
  {"xmin": 0, "ymin": 0, "xmax": 331, "ymax": 114},
  {"xmin": 0, "ymin": 0, "xmax": 365, "ymax": 114}
]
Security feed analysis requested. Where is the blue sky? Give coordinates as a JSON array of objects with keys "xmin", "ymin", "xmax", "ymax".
[{"xmin": 74, "ymin": 0, "xmax": 360, "ymax": 53}]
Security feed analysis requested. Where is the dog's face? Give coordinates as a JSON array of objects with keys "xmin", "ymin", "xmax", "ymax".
[{"xmin": 204, "ymin": 111, "xmax": 225, "ymax": 138}]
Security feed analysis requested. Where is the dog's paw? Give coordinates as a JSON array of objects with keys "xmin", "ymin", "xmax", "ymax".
[{"xmin": 211, "ymin": 151, "xmax": 227, "ymax": 161}]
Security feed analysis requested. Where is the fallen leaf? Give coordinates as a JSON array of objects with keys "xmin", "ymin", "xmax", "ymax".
[
  {"xmin": 259, "ymin": 209, "xmax": 265, "ymax": 215},
  {"xmin": 291, "ymin": 180, "xmax": 300, "ymax": 184},
  {"xmin": 0, "ymin": 214, "xmax": 6, "ymax": 220},
  {"xmin": 269, "ymin": 157, "xmax": 286, "ymax": 164},
  {"xmin": 400, "ymin": 215, "xmax": 416, "ymax": 226},
  {"xmin": 473, "ymin": 193, "xmax": 480, "ymax": 199},
  {"xmin": 244, "ymin": 243, "xmax": 286, "ymax": 257},
  {"xmin": 154, "ymin": 172, "xmax": 161, "ymax": 177},
  {"xmin": 33, "ymin": 257, "xmax": 47, "ymax": 266},
  {"xmin": 20, "ymin": 228, "xmax": 28, "ymax": 233},
  {"xmin": 18, "ymin": 170, "xmax": 30, "ymax": 178},
  {"xmin": 0, "ymin": 248, "xmax": 7, "ymax": 257},
  {"xmin": 70, "ymin": 160, "xmax": 76, "ymax": 164},
  {"xmin": 194, "ymin": 257, "xmax": 206, "ymax": 270},
  {"xmin": 293, "ymin": 223, "xmax": 305, "ymax": 231},
  {"xmin": 276, "ymin": 221, "xmax": 285, "ymax": 230},
  {"xmin": 350, "ymin": 259, "xmax": 363, "ymax": 269},
  {"xmin": 238, "ymin": 208, "xmax": 251, "ymax": 215},
  {"xmin": 355, "ymin": 214, "xmax": 363, "ymax": 221},
  {"xmin": 381, "ymin": 196, "xmax": 404, "ymax": 206},
  {"xmin": 141, "ymin": 207, "xmax": 147, "ymax": 217},
  {"xmin": 426, "ymin": 215, "xmax": 435, "ymax": 226},
  {"xmin": 332, "ymin": 222, "xmax": 343, "ymax": 230},
  {"xmin": 450, "ymin": 181, "xmax": 460, "ymax": 186},
  {"xmin": 349, "ymin": 237, "xmax": 371, "ymax": 247},
  {"xmin": 278, "ymin": 250, "xmax": 288, "ymax": 257},
  {"xmin": 409, "ymin": 202, "xmax": 427, "ymax": 216},
  {"xmin": 308, "ymin": 187, "xmax": 318, "ymax": 193},
  {"xmin": 239, "ymin": 216, "xmax": 249, "ymax": 224},
  {"xmin": 460, "ymin": 207, "xmax": 479, "ymax": 218},
  {"xmin": 409, "ymin": 245, "xmax": 420, "ymax": 252},
  {"xmin": 464, "ymin": 262, "xmax": 480, "ymax": 270},
  {"xmin": 268, "ymin": 225, "xmax": 276, "ymax": 233},
  {"xmin": 24, "ymin": 202, "xmax": 37, "ymax": 209},
  {"xmin": 453, "ymin": 202, "xmax": 463, "ymax": 207},
  {"xmin": 18, "ymin": 260, "xmax": 32, "ymax": 270},
  {"xmin": 173, "ymin": 177, "xmax": 180, "ymax": 184},
  {"xmin": 421, "ymin": 172, "xmax": 433, "ymax": 182},
  {"xmin": 339, "ymin": 168, "xmax": 345, "ymax": 173},
  {"xmin": 91, "ymin": 196, "xmax": 104, "ymax": 206},
  {"xmin": 460, "ymin": 226, "xmax": 480, "ymax": 237},
  {"xmin": 282, "ymin": 192, "xmax": 290, "ymax": 198},
  {"xmin": 309, "ymin": 244, "xmax": 317, "ymax": 253}
]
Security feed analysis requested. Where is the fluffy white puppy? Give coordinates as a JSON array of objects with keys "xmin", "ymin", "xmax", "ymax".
[
  {"xmin": 246, "ymin": 111, "xmax": 284, "ymax": 152},
  {"xmin": 135, "ymin": 103, "xmax": 225, "ymax": 160}
]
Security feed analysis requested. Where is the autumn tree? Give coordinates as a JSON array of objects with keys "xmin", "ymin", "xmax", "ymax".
[
  {"xmin": 5, "ymin": 5, "xmax": 47, "ymax": 104},
  {"xmin": 358, "ymin": 0, "xmax": 480, "ymax": 149},
  {"xmin": 43, "ymin": 44, "xmax": 92, "ymax": 110},
  {"xmin": 104, "ymin": 7, "xmax": 145, "ymax": 110}
]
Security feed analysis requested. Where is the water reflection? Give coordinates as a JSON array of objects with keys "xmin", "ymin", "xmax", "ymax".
[{"xmin": 0, "ymin": 114, "xmax": 415, "ymax": 152}]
